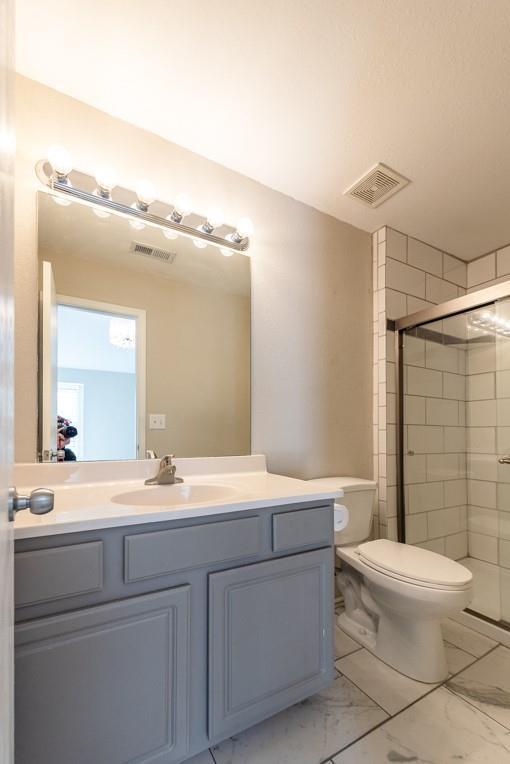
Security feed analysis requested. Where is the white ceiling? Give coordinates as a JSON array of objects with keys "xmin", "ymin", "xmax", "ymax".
[{"xmin": 15, "ymin": 0, "xmax": 510, "ymax": 260}]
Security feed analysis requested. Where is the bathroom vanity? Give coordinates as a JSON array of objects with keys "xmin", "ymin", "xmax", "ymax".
[{"xmin": 14, "ymin": 456, "xmax": 338, "ymax": 764}]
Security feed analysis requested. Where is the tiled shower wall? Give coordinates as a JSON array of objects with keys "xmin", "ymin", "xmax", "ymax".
[{"xmin": 372, "ymin": 227, "xmax": 468, "ymax": 554}]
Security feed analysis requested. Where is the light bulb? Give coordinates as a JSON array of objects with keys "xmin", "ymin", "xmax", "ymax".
[
  {"xmin": 47, "ymin": 145, "xmax": 73, "ymax": 177},
  {"xmin": 52, "ymin": 194, "xmax": 72, "ymax": 207},
  {"xmin": 236, "ymin": 217, "xmax": 254, "ymax": 238},
  {"xmin": 193, "ymin": 237, "xmax": 208, "ymax": 249},
  {"xmin": 93, "ymin": 207, "xmax": 110, "ymax": 219},
  {"xmin": 95, "ymin": 166, "xmax": 117, "ymax": 194},
  {"xmin": 174, "ymin": 193, "xmax": 192, "ymax": 217},
  {"xmin": 163, "ymin": 225, "xmax": 179, "ymax": 240},
  {"xmin": 206, "ymin": 207, "xmax": 224, "ymax": 229},
  {"xmin": 220, "ymin": 247, "xmax": 233, "ymax": 257},
  {"xmin": 135, "ymin": 179, "xmax": 156, "ymax": 207}
]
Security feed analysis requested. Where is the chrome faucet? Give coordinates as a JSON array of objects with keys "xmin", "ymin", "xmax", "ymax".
[{"xmin": 145, "ymin": 454, "xmax": 183, "ymax": 486}]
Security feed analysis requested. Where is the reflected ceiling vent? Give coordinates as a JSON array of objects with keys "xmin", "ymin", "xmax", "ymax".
[
  {"xmin": 344, "ymin": 163, "xmax": 410, "ymax": 208},
  {"xmin": 130, "ymin": 241, "xmax": 177, "ymax": 264}
]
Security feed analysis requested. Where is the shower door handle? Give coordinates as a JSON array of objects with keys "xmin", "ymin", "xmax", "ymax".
[{"xmin": 499, "ymin": 456, "xmax": 510, "ymax": 464}]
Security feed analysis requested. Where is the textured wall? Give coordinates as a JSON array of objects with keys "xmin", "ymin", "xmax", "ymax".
[{"xmin": 15, "ymin": 76, "xmax": 373, "ymax": 480}]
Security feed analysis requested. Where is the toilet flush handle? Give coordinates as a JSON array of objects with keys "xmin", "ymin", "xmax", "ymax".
[{"xmin": 499, "ymin": 455, "xmax": 510, "ymax": 464}]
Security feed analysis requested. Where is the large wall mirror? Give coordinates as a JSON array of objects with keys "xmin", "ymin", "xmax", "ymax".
[{"xmin": 37, "ymin": 191, "xmax": 251, "ymax": 462}]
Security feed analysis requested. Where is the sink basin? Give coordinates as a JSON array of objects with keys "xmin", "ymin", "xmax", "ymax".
[{"xmin": 111, "ymin": 483, "xmax": 239, "ymax": 507}]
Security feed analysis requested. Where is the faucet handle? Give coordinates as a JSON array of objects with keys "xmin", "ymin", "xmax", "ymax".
[{"xmin": 160, "ymin": 454, "xmax": 175, "ymax": 468}]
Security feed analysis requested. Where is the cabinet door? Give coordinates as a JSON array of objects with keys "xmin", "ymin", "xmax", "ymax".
[
  {"xmin": 209, "ymin": 548, "xmax": 334, "ymax": 741},
  {"xmin": 16, "ymin": 586, "xmax": 191, "ymax": 764}
]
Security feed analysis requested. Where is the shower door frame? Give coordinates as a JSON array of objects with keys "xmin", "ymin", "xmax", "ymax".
[{"xmin": 393, "ymin": 279, "xmax": 510, "ymax": 544}]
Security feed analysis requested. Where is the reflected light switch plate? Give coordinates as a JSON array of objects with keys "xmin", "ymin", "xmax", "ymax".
[{"xmin": 149, "ymin": 414, "xmax": 166, "ymax": 430}]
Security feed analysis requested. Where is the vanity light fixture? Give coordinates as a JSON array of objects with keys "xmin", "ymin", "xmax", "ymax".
[{"xmin": 38, "ymin": 148, "xmax": 253, "ymax": 256}]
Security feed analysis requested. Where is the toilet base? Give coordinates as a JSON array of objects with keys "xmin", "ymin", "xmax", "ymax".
[{"xmin": 337, "ymin": 609, "xmax": 448, "ymax": 684}]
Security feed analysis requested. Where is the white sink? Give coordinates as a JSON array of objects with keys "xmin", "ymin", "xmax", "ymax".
[{"xmin": 111, "ymin": 483, "xmax": 239, "ymax": 507}]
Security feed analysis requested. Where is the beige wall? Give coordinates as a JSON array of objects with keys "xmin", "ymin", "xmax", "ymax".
[
  {"xmin": 15, "ymin": 76, "xmax": 373, "ymax": 479},
  {"xmin": 41, "ymin": 250, "xmax": 250, "ymax": 458}
]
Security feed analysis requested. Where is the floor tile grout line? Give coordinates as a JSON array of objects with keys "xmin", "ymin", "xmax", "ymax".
[
  {"xmin": 333, "ymin": 669, "xmax": 391, "ymax": 717},
  {"xmin": 327, "ymin": 640, "xmax": 504, "ymax": 762},
  {"xmin": 442, "ymin": 683, "xmax": 510, "ymax": 733}
]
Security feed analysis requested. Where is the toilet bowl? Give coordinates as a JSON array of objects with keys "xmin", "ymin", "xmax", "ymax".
[{"xmin": 308, "ymin": 477, "xmax": 473, "ymax": 683}]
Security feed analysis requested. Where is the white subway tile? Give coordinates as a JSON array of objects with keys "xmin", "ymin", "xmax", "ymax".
[
  {"xmin": 497, "ymin": 426, "xmax": 510, "ymax": 455},
  {"xmin": 444, "ymin": 479, "xmax": 467, "ymax": 507},
  {"xmin": 444, "ymin": 426, "xmax": 465, "ymax": 452},
  {"xmin": 443, "ymin": 254, "xmax": 467, "ymax": 288},
  {"xmin": 377, "ymin": 227, "xmax": 386, "ymax": 243},
  {"xmin": 407, "ymin": 238, "xmax": 443, "ymax": 276},
  {"xmin": 467, "ymin": 453, "xmax": 498, "ymax": 481},
  {"xmin": 419, "ymin": 538, "xmax": 446, "ymax": 555},
  {"xmin": 407, "ymin": 481, "xmax": 443, "ymax": 514},
  {"xmin": 407, "ymin": 365, "xmax": 443, "ymax": 397},
  {"xmin": 426, "ymin": 398, "xmax": 458, "ymax": 426},
  {"xmin": 497, "ymin": 483, "xmax": 510, "ymax": 513},
  {"xmin": 407, "ymin": 296, "xmax": 433, "ymax": 313},
  {"xmin": 497, "ymin": 369, "xmax": 510, "ymax": 398},
  {"xmin": 445, "ymin": 531, "xmax": 468, "ymax": 560},
  {"xmin": 466, "ymin": 399, "xmax": 497, "ymax": 426},
  {"xmin": 468, "ymin": 479, "xmax": 496, "ymax": 508},
  {"xmin": 467, "ymin": 252, "xmax": 496, "ymax": 288},
  {"xmin": 377, "ymin": 241, "xmax": 386, "ymax": 268},
  {"xmin": 408, "ymin": 425, "xmax": 443, "ymax": 454},
  {"xmin": 387, "ymin": 393, "xmax": 396, "ymax": 424},
  {"xmin": 467, "ymin": 372, "xmax": 495, "ymax": 401},
  {"xmin": 386, "ymin": 288, "xmax": 407, "ymax": 320},
  {"xmin": 467, "ymin": 427, "xmax": 496, "ymax": 454},
  {"xmin": 386, "ymin": 362, "xmax": 396, "ymax": 394},
  {"xmin": 425, "ymin": 274, "xmax": 458, "ymax": 304},
  {"xmin": 468, "ymin": 342, "xmax": 496, "ymax": 374},
  {"xmin": 468, "ymin": 506, "xmax": 499, "ymax": 536},
  {"xmin": 406, "ymin": 513, "xmax": 428, "ymax": 544},
  {"xmin": 404, "ymin": 453, "xmax": 427, "ymax": 483},
  {"xmin": 427, "ymin": 453, "xmax": 463, "ymax": 481},
  {"xmin": 425, "ymin": 342, "xmax": 459, "ymax": 374},
  {"xmin": 378, "ymin": 265, "xmax": 385, "ymax": 291},
  {"xmin": 497, "ymin": 398, "xmax": 510, "ymax": 426},
  {"xmin": 497, "ymin": 245, "xmax": 510, "ymax": 277},
  {"xmin": 499, "ymin": 538, "xmax": 510, "ymax": 568},
  {"xmin": 404, "ymin": 335, "xmax": 425, "ymax": 367},
  {"xmin": 385, "ymin": 228, "xmax": 407, "ymax": 262},
  {"xmin": 443, "ymin": 372, "xmax": 466, "ymax": 401},
  {"xmin": 468, "ymin": 531, "xmax": 498, "ymax": 563},
  {"xmin": 428, "ymin": 507, "xmax": 464, "ymax": 539},
  {"xmin": 386, "ymin": 258, "xmax": 426, "ymax": 298},
  {"xmin": 404, "ymin": 395, "xmax": 425, "ymax": 424}
]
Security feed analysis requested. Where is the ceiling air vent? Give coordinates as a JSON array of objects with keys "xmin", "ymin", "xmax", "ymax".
[
  {"xmin": 130, "ymin": 241, "xmax": 177, "ymax": 264},
  {"xmin": 344, "ymin": 163, "xmax": 410, "ymax": 208}
]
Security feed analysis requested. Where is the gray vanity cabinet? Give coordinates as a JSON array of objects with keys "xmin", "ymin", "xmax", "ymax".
[
  {"xmin": 208, "ymin": 548, "xmax": 333, "ymax": 741},
  {"xmin": 15, "ymin": 586, "xmax": 191, "ymax": 764},
  {"xmin": 15, "ymin": 501, "xmax": 334, "ymax": 763}
]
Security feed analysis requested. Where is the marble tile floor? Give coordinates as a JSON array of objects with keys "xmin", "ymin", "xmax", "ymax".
[{"xmin": 185, "ymin": 618, "xmax": 510, "ymax": 764}]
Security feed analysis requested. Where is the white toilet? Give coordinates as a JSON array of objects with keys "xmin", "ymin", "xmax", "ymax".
[{"xmin": 309, "ymin": 477, "xmax": 473, "ymax": 684}]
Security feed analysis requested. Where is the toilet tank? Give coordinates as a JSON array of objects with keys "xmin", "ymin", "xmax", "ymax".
[{"xmin": 308, "ymin": 476, "xmax": 377, "ymax": 546}]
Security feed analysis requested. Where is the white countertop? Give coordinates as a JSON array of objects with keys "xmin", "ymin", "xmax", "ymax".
[{"xmin": 14, "ymin": 455, "xmax": 342, "ymax": 539}]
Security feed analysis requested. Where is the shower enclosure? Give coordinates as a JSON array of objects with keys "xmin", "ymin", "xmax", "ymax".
[{"xmin": 394, "ymin": 281, "xmax": 510, "ymax": 629}]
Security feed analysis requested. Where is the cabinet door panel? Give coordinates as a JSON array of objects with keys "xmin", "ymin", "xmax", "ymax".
[
  {"xmin": 209, "ymin": 548, "xmax": 334, "ymax": 741},
  {"xmin": 15, "ymin": 587, "xmax": 191, "ymax": 764}
]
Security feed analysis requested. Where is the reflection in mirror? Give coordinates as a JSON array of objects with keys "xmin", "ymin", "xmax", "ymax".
[{"xmin": 37, "ymin": 192, "xmax": 251, "ymax": 462}]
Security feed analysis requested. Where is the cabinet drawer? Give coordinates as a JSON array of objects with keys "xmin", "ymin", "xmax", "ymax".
[
  {"xmin": 15, "ymin": 541, "xmax": 103, "ymax": 607},
  {"xmin": 272, "ymin": 506, "xmax": 332, "ymax": 552},
  {"xmin": 125, "ymin": 516, "xmax": 263, "ymax": 582}
]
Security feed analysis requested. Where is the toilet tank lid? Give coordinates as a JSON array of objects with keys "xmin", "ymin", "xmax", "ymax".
[{"xmin": 308, "ymin": 477, "xmax": 377, "ymax": 493}]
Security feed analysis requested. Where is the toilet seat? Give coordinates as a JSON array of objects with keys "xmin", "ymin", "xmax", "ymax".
[{"xmin": 356, "ymin": 539, "xmax": 472, "ymax": 591}]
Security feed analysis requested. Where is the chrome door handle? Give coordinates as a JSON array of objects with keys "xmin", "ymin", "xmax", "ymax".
[
  {"xmin": 8, "ymin": 487, "xmax": 54, "ymax": 521},
  {"xmin": 499, "ymin": 456, "xmax": 510, "ymax": 464}
]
